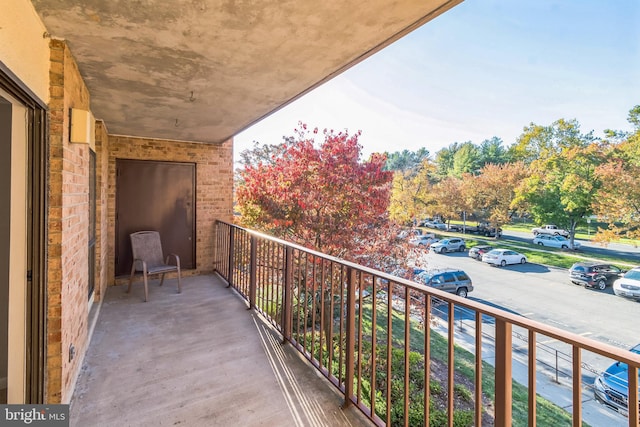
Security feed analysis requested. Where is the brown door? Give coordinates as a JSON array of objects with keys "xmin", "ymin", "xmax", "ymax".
[{"xmin": 115, "ymin": 159, "xmax": 195, "ymax": 276}]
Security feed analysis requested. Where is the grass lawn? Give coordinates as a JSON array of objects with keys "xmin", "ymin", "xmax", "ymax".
[
  {"xmin": 360, "ymin": 302, "xmax": 587, "ymax": 426},
  {"xmin": 422, "ymin": 225, "xmax": 638, "ymax": 269}
]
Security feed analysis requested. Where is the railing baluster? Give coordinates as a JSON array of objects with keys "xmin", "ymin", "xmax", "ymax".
[
  {"xmin": 311, "ymin": 255, "xmax": 317, "ymax": 362},
  {"xmin": 529, "ymin": 330, "xmax": 537, "ymax": 426},
  {"xmin": 495, "ymin": 318, "xmax": 513, "ymax": 427},
  {"xmin": 356, "ymin": 271, "xmax": 363, "ymax": 407},
  {"xmin": 424, "ymin": 294, "xmax": 431, "ymax": 427},
  {"xmin": 227, "ymin": 225, "xmax": 234, "ymax": 287},
  {"xmin": 404, "ymin": 286, "xmax": 410, "ymax": 427},
  {"xmin": 448, "ymin": 302, "xmax": 455, "ymax": 427},
  {"xmin": 282, "ymin": 246, "xmax": 293, "ymax": 343},
  {"xmin": 248, "ymin": 234, "xmax": 257, "ymax": 309},
  {"xmin": 476, "ymin": 311, "xmax": 483, "ymax": 427},
  {"xmin": 343, "ymin": 266, "xmax": 356, "ymax": 408},
  {"xmin": 386, "ymin": 284, "xmax": 392, "ymax": 427},
  {"xmin": 371, "ymin": 275, "xmax": 378, "ymax": 421},
  {"xmin": 573, "ymin": 346, "xmax": 582, "ymax": 427},
  {"xmin": 628, "ymin": 365, "xmax": 639, "ymax": 427}
]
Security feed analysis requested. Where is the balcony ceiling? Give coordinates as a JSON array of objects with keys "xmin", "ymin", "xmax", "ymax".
[{"xmin": 31, "ymin": 0, "xmax": 462, "ymax": 144}]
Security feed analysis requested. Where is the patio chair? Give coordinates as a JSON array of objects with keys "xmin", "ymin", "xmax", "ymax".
[{"xmin": 127, "ymin": 231, "xmax": 182, "ymax": 301}]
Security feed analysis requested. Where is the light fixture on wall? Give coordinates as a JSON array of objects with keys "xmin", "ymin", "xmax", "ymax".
[{"xmin": 70, "ymin": 108, "xmax": 95, "ymax": 150}]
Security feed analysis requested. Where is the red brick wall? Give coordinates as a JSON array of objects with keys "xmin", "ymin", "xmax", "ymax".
[
  {"xmin": 94, "ymin": 121, "xmax": 109, "ymax": 301},
  {"xmin": 47, "ymin": 39, "xmax": 92, "ymax": 403},
  {"xmin": 107, "ymin": 135, "xmax": 234, "ymax": 285}
]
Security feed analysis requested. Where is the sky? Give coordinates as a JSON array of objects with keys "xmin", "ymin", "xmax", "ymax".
[{"xmin": 234, "ymin": 0, "xmax": 640, "ymax": 163}]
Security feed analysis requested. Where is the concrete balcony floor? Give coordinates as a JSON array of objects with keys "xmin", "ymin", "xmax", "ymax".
[{"xmin": 70, "ymin": 274, "xmax": 372, "ymax": 427}]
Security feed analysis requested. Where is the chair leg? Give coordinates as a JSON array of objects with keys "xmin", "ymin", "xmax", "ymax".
[
  {"xmin": 143, "ymin": 269, "xmax": 149, "ymax": 302},
  {"xmin": 177, "ymin": 268, "xmax": 182, "ymax": 294},
  {"xmin": 127, "ymin": 263, "xmax": 136, "ymax": 294},
  {"xmin": 159, "ymin": 273, "xmax": 165, "ymax": 287}
]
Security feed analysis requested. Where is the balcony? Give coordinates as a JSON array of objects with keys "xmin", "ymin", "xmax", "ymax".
[
  {"xmin": 69, "ymin": 273, "xmax": 370, "ymax": 426},
  {"xmin": 71, "ymin": 221, "xmax": 640, "ymax": 426}
]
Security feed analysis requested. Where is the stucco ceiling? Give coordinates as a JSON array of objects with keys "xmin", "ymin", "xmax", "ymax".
[{"xmin": 31, "ymin": 0, "xmax": 462, "ymax": 144}]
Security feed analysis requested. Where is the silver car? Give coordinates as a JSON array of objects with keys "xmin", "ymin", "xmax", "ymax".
[
  {"xmin": 430, "ymin": 238, "xmax": 466, "ymax": 254},
  {"xmin": 593, "ymin": 343, "xmax": 640, "ymax": 415},
  {"xmin": 613, "ymin": 267, "xmax": 640, "ymax": 301},
  {"xmin": 533, "ymin": 234, "xmax": 581, "ymax": 250}
]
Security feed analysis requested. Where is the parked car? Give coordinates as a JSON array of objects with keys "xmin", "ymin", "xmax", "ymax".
[
  {"xmin": 467, "ymin": 222, "xmax": 502, "ymax": 237},
  {"xmin": 417, "ymin": 219, "xmax": 432, "ymax": 227},
  {"xmin": 531, "ymin": 224, "xmax": 570, "ymax": 237},
  {"xmin": 482, "ymin": 249, "xmax": 527, "ymax": 267},
  {"xmin": 409, "ymin": 235, "xmax": 438, "ymax": 247},
  {"xmin": 397, "ymin": 228, "xmax": 422, "ymax": 239},
  {"xmin": 419, "ymin": 219, "xmax": 438, "ymax": 227},
  {"xmin": 430, "ymin": 238, "xmax": 466, "ymax": 253},
  {"xmin": 432, "ymin": 221, "xmax": 447, "ymax": 230},
  {"xmin": 593, "ymin": 343, "xmax": 640, "ymax": 415},
  {"xmin": 468, "ymin": 244, "xmax": 493, "ymax": 260},
  {"xmin": 423, "ymin": 219, "xmax": 446, "ymax": 230},
  {"xmin": 414, "ymin": 268, "xmax": 473, "ymax": 297},
  {"xmin": 447, "ymin": 223, "xmax": 463, "ymax": 232},
  {"xmin": 533, "ymin": 234, "xmax": 581, "ymax": 250},
  {"xmin": 612, "ymin": 267, "xmax": 640, "ymax": 301},
  {"xmin": 569, "ymin": 262, "xmax": 625, "ymax": 290}
]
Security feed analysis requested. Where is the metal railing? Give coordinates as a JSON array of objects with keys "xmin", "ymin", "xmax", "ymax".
[{"xmin": 213, "ymin": 220, "xmax": 640, "ymax": 427}]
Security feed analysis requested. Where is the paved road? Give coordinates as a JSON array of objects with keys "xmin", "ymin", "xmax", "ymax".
[{"xmin": 419, "ymin": 249, "xmax": 638, "ymax": 425}]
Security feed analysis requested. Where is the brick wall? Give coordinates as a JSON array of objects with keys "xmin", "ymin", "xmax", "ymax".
[
  {"xmin": 107, "ymin": 135, "xmax": 234, "ymax": 286},
  {"xmin": 47, "ymin": 39, "xmax": 92, "ymax": 403},
  {"xmin": 94, "ymin": 121, "xmax": 109, "ymax": 301}
]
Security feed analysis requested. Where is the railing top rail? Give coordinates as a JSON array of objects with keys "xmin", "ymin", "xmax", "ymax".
[{"xmin": 217, "ymin": 220, "xmax": 640, "ymax": 366}]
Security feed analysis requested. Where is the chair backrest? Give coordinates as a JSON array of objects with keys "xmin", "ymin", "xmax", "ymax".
[{"xmin": 130, "ymin": 231, "xmax": 165, "ymax": 269}]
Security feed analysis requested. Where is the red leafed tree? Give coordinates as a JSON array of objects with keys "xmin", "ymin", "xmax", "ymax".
[{"xmin": 236, "ymin": 124, "xmax": 398, "ymax": 263}]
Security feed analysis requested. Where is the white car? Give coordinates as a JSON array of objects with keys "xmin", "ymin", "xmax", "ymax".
[
  {"xmin": 397, "ymin": 229, "xmax": 422, "ymax": 239},
  {"xmin": 532, "ymin": 234, "xmax": 580, "ymax": 250},
  {"xmin": 612, "ymin": 267, "xmax": 640, "ymax": 301},
  {"xmin": 431, "ymin": 221, "xmax": 447, "ymax": 230},
  {"xmin": 482, "ymin": 249, "xmax": 527, "ymax": 267}
]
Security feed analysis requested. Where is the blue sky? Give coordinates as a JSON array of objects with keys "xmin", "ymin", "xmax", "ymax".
[{"xmin": 234, "ymin": 0, "xmax": 640, "ymax": 161}]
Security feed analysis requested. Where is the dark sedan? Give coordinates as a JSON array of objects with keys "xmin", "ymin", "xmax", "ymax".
[{"xmin": 569, "ymin": 262, "xmax": 625, "ymax": 290}]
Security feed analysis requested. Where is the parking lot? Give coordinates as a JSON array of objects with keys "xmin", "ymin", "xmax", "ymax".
[{"xmin": 414, "ymin": 242, "xmax": 638, "ymax": 425}]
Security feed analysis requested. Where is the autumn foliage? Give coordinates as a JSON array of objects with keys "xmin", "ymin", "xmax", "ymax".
[{"xmin": 236, "ymin": 124, "xmax": 396, "ymax": 261}]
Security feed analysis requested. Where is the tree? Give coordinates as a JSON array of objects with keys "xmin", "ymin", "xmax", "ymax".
[
  {"xmin": 384, "ymin": 148, "xmax": 430, "ymax": 172},
  {"xmin": 434, "ymin": 142, "xmax": 460, "ymax": 178},
  {"xmin": 452, "ymin": 142, "xmax": 481, "ymax": 177},
  {"xmin": 479, "ymin": 137, "xmax": 509, "ymax": 165},
  {"xmin": 593, "ymin": 105, "xmax": 640, "ymax": 242},
  {"xmin": 236, "ymin": 123, "xmax": 396, "ymax": 260},
  {"xmin": 237, "ymin": 124, "xmax": 413, "ymax": 356},
  {"xmin": 388, "ymin": 159, "xmax": 439, "ymax": 224},
  {"xmin": 464, "ymin": 162, "xmax": 529, "ymax": 234},
  {"xmin": 431, "ymin": 176, "xmax": 469, "ymax": 226},
  {"xmin": 512, "ymin": 119, "xmax": 601, "ymax": 245},
  {"xmin": 237, "ymin": 139, "xmax": 288, "ymax": 168}
]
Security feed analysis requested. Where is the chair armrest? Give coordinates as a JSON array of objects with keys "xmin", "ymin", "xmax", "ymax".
[{"xmin": 165, "ymin": 253, "xmax": 181, "ymax": 269}]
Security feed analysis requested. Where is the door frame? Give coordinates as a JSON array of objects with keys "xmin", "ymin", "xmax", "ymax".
[{"xmin": 0, "ymin": 62, "xmax": 47, "ymax": 404}]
